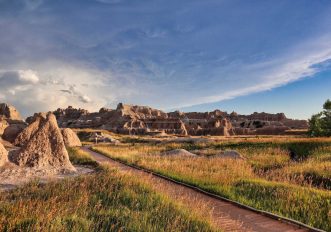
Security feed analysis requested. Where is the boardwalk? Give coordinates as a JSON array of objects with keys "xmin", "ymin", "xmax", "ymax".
[{"xmin": 82, "ymin": 147, "xmax": 312, "ymax": 232}]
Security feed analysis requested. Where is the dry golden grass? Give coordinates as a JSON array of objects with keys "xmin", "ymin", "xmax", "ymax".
[
  {"xmin": 92, "ymin": 137, "xmax": 331, "ymax": 231},
  {"xmin": 211, "ymin": 136, "xmax": 331, "ymax": 144},
  {"xmin": 0, "ymin": 167, "xmax": 217, "ymax": 232},
  {"xmin": 67, "ymin": 147, "xmax": 99, "ymax": 167}
]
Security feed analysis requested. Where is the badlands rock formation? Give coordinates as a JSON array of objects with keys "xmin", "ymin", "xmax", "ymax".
[
  {"xmin": 61, "ymin": 128, "xmax": 82, "ymax": 147},
  {"xmin": 12, "ymin": 113, "xmax": 76, "ymax": 171},
  {"xmin": 0, "ymin": 119, "xmax": 9, "ymax": 135},
  {"xmin": 0, "ymin": 103, "xmax": 22, "ymax": 121},
  {"xmin": 0, "ymin": 143, "xmax": 8, "ymax": 167},
  {"xmin": 0, "ymin": 103, "xmax": 27, "ymax": 141},
  {"xmin": 75, "ymin": 130, "xmax": 119, "ymax": 143},
  {"xmin": 229, "ymin": 111, "xmax": 308, "ymax": 135},
  {"xmin": 2, "ymin": 124, "xmax": 27, "ymax": 143},
  {"xmin": 54, "ymin": 103, "xmax": 233, "ymax": 136},
  {"xmin": 14, "ymin": 112, "xmax": 48, "ymax": 147},
  {"xmin": 53, "ymin": 103, "xmax": 308, "ymax": 136}
]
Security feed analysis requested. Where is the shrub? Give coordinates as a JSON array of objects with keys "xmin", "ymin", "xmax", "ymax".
[{"xmin": 309, "ymin": 99, "xmax": 331, "ymax": 137}]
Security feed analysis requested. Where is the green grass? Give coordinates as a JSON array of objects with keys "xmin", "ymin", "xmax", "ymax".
[
  {"xmin": 0, "ymin": 168, "xmax": 217, "ymax": 232},
  {"xmin": 233, "ymin": 179, "xmax": 331, "ymax": 230},
  {"xmin": 67, "ymin": 147, "xmax": 99, "ymax": 167},
  {"xmin": 92, "ymin": 138, "xmax": 331, "ymax": 231}
]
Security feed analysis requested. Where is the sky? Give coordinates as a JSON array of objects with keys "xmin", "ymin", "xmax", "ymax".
[{"xmin": 0, "ymin": 0, "xmax": 331, "ymax": 119}]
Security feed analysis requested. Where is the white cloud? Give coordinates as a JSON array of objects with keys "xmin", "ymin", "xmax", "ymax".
[
  {"xmin": 60, "ymin": 84, "xmax": 93, "ymax": 104},
  {"xmin": 0, "ymin": 61, "xmax": 130, "ymax": 117},
  {"xmin": 17, "ymin": 69, "xmax": 39, "ymax": 83}
]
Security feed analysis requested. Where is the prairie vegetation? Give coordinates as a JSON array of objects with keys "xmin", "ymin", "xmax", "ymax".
[
  {"xmin": 0, "ymin": 147, "xmax": 217, "ymax": 232},
  {"xmin": 67, "ymin": 147, "xmax": 99, "ymax": 167},
  {"xmin": 93, "ymin": 137, "xmax": 331, "ymax": 231},
  {"xmin": 0, "ymin": 168, "xmax": 216, "ymax": 232}
]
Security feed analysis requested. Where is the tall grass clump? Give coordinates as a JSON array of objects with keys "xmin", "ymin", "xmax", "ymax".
[
  {"xmin": 268, "ymin": 160, "xmax": 331, "ymax": 190},
  {"xmin": 67, "ymin": 147, "xmax": 99, "ymax": 167},
  {"xmin": 233, "ymin": 179, "xmax": 331, "ymax": 231}
]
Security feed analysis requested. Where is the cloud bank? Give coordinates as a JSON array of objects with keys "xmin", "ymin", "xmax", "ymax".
[{"xmin": 1, "ymin": 0, "xmax": 331, "ymax": 116}]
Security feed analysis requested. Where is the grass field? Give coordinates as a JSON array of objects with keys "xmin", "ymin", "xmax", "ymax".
[
  {"xmin": 92, "ymin": 137, "xmax": 331, "ymax": 231},
  {"xmin": 0, "ymin": 147, "xmax": 217, "ymax": 232},
  {"xmin": 67, "ymin": 147, "xmax": 99, "ymax": 167}
]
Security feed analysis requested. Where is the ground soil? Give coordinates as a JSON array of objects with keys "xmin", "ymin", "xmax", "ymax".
[{"xmin": 0, "ymin": 164, "xmax": 93, "ymax": 191}]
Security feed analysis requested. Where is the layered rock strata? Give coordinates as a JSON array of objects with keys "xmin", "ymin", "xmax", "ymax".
[{"xmin": 52, "ymin": 103, "xmax": 307, "ymax": 136}]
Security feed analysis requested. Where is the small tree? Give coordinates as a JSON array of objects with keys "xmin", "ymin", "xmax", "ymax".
[
  {"xmin": 309, "ymin": 99, "xmax": 331, "ymax": 137},
  {"xmin": 322, "ymin": 99, "xmax": 331, "ymax": 136},
  {"xmin": 308, "ymin": 113, "xmax": 323, "ymax": 137},
  {"xmin": 323, "ymin": 99, "xmax": 331, "ymax": 111}
]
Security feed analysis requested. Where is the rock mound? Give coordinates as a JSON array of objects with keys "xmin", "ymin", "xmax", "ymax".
[
  {"xmin": 14, "ymin": 113, "xmax": 47, "ymax": 147},
  {"xmin": 0, "ymin": 103, "xmax": 21, "ymax": 120},
  {"xmin": 0, "ymin": 103, "xmax": 26, "ymax": 143},
  {"xmin": 2, "ymin": 123, "xmax": 27, "ymax": 143},
  {"xmin": 213, "ymin": 150, "xmax": 245, "ymax": 160},
  {"xmin": 0, "ymin": 143, "xmax": 8, "ymax": 167},
  {"xmin": 61, "ymin": 128, "xmax": 82, "ymax": 147},
  {"xmin": 161, "ymin": 149, "xmax": 197, "ymax": 157},
  {"xmin": 77, "ymin": 131, "xmax": 119, "ymax": 144},
  {"xmin": 89, "ymin": 132, "xmax": 120, "ymax": 144},
  {"xmin": 11, "ymin": 113, "xmax": 76, "ymax": 171}
]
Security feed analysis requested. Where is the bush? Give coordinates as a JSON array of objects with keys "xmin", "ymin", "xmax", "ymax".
[{"xmin": 309, "ymin": 99, "xmax": 331, "ymax": 137}]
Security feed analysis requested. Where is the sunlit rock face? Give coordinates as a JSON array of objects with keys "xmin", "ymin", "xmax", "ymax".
[
  {"xmin": 12, "ymin": 113, "xmax": 76, "ymax": 172},
  {"xmin": 0, "ymin": 103, "xmax": 22, "ymax": 121},
  {"xmin": 61, "ymin": 128, "xmax": 82, "ymax": 148},
  {"xmin": 51, "ymin": 103, "xmax": 308, "ymax": 136},
  {"xmin": 0, "ymin": 143, "xmax": 8, "ymax": 167},
  {"xmin": 0, "ymin": 103, "xmax": 27, "ymax": 142}
]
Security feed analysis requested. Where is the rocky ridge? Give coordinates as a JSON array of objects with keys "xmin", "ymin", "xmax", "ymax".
[{"xmin": 53, "ymin": 103, "xmax": 308, "ymax": 136}]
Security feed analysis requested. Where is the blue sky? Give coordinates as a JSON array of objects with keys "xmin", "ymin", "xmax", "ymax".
[{"xmin": 0, "ymin": 0, "xmax": 331, "ymax": 118}]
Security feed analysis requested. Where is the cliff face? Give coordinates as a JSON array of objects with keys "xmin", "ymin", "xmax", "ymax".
[{"xmin": 52, "ymin": 103, "xmax": 308, "ymax": 136}]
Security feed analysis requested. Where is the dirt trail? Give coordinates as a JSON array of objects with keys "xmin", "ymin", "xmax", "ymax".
[{"xmin": 82, "ymin": 147, "xmax": 311, "ymax": 232}]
